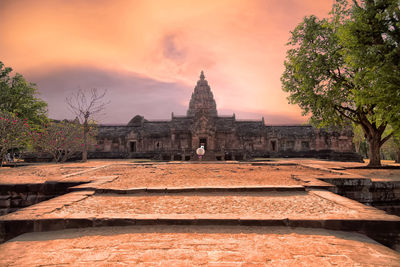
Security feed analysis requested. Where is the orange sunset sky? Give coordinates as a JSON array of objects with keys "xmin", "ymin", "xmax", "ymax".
[{"xmin": 0, "ymin": 0, "xmax": 334, "ymax": 124}]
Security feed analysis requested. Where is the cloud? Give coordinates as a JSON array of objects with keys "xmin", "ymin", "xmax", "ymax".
[
  {"xmin": 26, "ymin": 64, "xmax": 308, "ymax": 125},
  {"xmin": 162, "ymin": 33, "xmax": 187, "ymax": 62},
  {"xmin": 219, "ymin": 108, "xmax": 307, "ymax": 125},
  {"xmin": 0, "ymin": 0, "xmax": 333, "ymax": 125},
  {"xmin": 26, "ymin": 66, "xmax": 191, "ymax": 124}
]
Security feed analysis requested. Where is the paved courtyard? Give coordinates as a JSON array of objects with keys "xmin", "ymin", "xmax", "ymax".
[
  {"xmin": 86, "ymin": 164, "xmax": 317, "ymax": 188},
  {"xmin": 0, "ymin": 159, "xmax": 399, "ymax": 266},
  {"xmin": 1, "ymin": 226, "xmax": 399, "ymax": 266}
]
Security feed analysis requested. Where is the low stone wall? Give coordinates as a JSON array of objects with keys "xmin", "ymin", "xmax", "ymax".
[
  {"xmin": 0, "ymin": 182, "xmax": 85, "ymax": 215},
  {"xmin": 22, "ymin": 152, "xmax": 82, "ymax": 162},
  {"xmin": 321, "ymin": 178, "xmax": 400, "ymax": 216},
  {"xmin": 22, "ymin": 149, "xmax": 363, "ymax": 162},
  {"xmin": 262, "ymin": 150, "xmax": 364, "ymax": 162}
]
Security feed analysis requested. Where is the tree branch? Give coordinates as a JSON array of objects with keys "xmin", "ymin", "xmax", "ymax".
[
  {"xmin": 380, "ymin": 131, "xmax": 394, "ymax": 146},
  {"xmin": 333, "ymin": 105, "xmax": 358, "ymax": 123}
]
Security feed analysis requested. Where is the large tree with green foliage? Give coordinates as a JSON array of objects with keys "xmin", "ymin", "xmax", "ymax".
[
  {"xmin": 339, "ymin": 0, "xmax": 400, "ymax": 132},
  {"xmin": 281, "ymin": 0, "xmax": 399, "ymax": 167},
  {"xmin": 0, "ymin": 61, "xmax": 48, "ymax": 127}
]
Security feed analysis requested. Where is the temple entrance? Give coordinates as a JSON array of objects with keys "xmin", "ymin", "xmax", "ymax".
[
  {"xmin": 129, "ymin": 141, "xmax": 136, "ymax": 152},
  {"xmin": 199, "ymin": 138, "xmax": 207, "ymax": 150},
  {"xmin": 271, "ymin": 140, "xmax": 277, "ymax": 152}
]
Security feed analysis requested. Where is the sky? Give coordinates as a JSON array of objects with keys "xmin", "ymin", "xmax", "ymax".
[{"xmin": 0, "ymin": 0, "xmax": 334, "ymax": 125}]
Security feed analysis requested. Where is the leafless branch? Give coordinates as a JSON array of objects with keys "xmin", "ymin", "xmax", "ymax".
[
  {"xmin": 66, "ymin": 88, "xmax": 109, "ymax": 161},
  {"xmin": 66, "ymin": 88, "xmax": 110, "ymax": 123}
]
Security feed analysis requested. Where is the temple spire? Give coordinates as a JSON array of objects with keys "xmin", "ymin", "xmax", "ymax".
[
  {"xmin": 187, "ymin": 71, "xmax": 217, "ymax": 117},
  {"xmin": 200, "ymin": 70, "xmax": 205, "ymax": 80}
]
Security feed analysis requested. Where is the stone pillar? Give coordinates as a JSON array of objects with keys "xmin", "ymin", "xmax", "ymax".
[{"xmin": 192, "ymin": 136, "xmax": 198, "ymax": 150}]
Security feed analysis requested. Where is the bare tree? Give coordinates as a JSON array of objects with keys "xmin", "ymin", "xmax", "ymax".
[{"xmin": 66, "ymin": 88, "xmax": 109, "ymax": 162}]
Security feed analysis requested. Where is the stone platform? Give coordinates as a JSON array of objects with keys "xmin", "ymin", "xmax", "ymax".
[
  {"xmin": 0, "ymin": 159, "xmax": 399, "ymax": 266},
  {"xmin": 1, "ymin": 226, "xmax": 399, "ymax": 266}
]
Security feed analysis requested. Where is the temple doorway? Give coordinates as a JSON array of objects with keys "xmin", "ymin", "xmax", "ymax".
[
  {"xmin": 199, "ymin": 138, "xmax": 207, "ymax": 150},
  {"xmin": 129, "ymin": 141, "xmax": 136, "ymax": 152}
]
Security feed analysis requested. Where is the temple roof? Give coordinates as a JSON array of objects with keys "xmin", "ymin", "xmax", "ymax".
[
  {"xmin": 127, "ymin": 115, "xmax": 146, "ymax": 126},
  {"xmin": 235, "ymin": 121, "xmax": 265, "ymax": 136},
  {"xmin": 187, "ymin": 71, "xmax": 218, "ymax": 117},
  {"xmin": 265, "ymin": 125, "xmax": 315, "ymax": 138}
]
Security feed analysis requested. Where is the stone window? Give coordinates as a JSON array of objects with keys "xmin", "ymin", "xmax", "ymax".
[
  {"xmin": 301, "ymin": 141, "xmax": 310, "ymax": 150},
  {"xmin": 247, "ymin": 143, "xmax": 253, "ymax": 151},
  {"xmin": 270, "ymin": 141, "xmax": 277, "ymax": 152},
  {"xmin": 155, "ymin": 142, "xmax": 161, "ymax": 150},
  {"xmin": 180, "ymin": 139, "xmax": 188, "ymax": 149},
  {"xmin": 286, "ymin": 141, "xmax": 295, "ymax": 151},
  {"xmin": 129, "ymin": 141, "xmax": 137, "ymax": 152},
  {"xmin": 112, "ymin": 143, "xmax": 119, "ymax": 152}
]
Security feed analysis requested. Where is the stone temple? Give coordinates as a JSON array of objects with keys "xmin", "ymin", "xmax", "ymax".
[{"xmin": 90, "ymin": 71, "xmax": 361, "ymax": 161}]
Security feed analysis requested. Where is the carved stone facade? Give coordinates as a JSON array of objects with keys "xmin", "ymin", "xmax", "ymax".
[{"xmin": 89, "ymin": 72, "xmax": 361, "ymax": 161}]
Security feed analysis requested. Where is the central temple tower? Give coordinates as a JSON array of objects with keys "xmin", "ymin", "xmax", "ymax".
[
  {"xmin": 187, "ymin": 71, "xmax": 218, "ymax": 117},
  {"xmin": 187, "ymin": 71, "xmax": 218, "ymax": 153}
]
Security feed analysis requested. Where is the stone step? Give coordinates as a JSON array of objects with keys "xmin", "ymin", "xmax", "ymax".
[
  {"xmin": 88, "ymin": 185, "xmax": 306, "ymax": 194},
  {"xmin": 1, "ymin": 217, "xmax": 399, "ymax": 250}
]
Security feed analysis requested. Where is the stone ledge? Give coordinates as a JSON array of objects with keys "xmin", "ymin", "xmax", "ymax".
[
  {"xmin": 251, "ymin": 162, "xmax": 297, "ymax": 166},
  {"xmin": 93, "ymin": 185, "xmax": 306, "ymax": 194},
  {"xmin": 2, "ymin": 217, "xmax": 399, "ymax": 229},
  {"xmin": 62, "ymin": 164, "xmax": 111, "ymax": 178},
  {"xmin": 1, "ymin": 217, "xmax": 399, "ymax": 249},
  {"xmin": 67, "ymin": 176, "xmax": 118, "ymax": 191}
]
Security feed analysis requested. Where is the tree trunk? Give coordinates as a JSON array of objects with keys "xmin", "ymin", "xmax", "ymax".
[
  {"xmin": 367, "ymin": 136, "xmax": 381, "ymax": 167},
  {"xmin": 82, "ymin": 115, "xmax": 88, "ymax": 162},
  {"xmin": 354, "ymin": 140, "xmax": 360, "ymax": 153},
  {"xmin": 395, "ymin": 150, "xmax": 400, "ymax": 163},
  {"xmin": 82, "ymin": 145, "xmax": 87, "ymax": 162},
  {"xmin": 54, "ymin": 152, "xmax": 61, "ymax": 163},
  {"xmin": 358, "ymin": 114, "xmax": 392, "ymax": 167}
]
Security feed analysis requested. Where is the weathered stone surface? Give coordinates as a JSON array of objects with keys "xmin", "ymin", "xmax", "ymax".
[
  {"xmin": 83, "ymin": 163, "xmax": 322, "ymax": 189},
  {"xmin": 1, "ymin": 159, "xmax": 399, "ymax": 264},
  {"xmin": 0, "ymin": 226, "xmax": 399, "ymax": 266}
]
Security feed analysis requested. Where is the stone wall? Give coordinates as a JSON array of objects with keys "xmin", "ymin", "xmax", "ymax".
[
  {"xmin": 88, "ymin": 72, "xmax": 361, "ymax": 161},
  {"xmin": 0, "ymin": 182, "xmax": 84, "ymax": 215},
  {"xmin": 89, "ymin": 123, "xmax": 361, "ymax": 162}
]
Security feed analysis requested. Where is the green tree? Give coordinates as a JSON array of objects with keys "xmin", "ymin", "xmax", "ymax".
[
  {"xmin": 281, "ymin": 0, "xmax": 398, "ymax": 167},
  {"xmin": 0, "ymin": 61, "xmax": 48, "ymax": 128},
  {"xmin": 353, "ymin": 124, "xmax": 364, "ymax": 154},
  {"xmin": 339, "ymin": 0, "xmax": 400, "ymax": 132}
]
